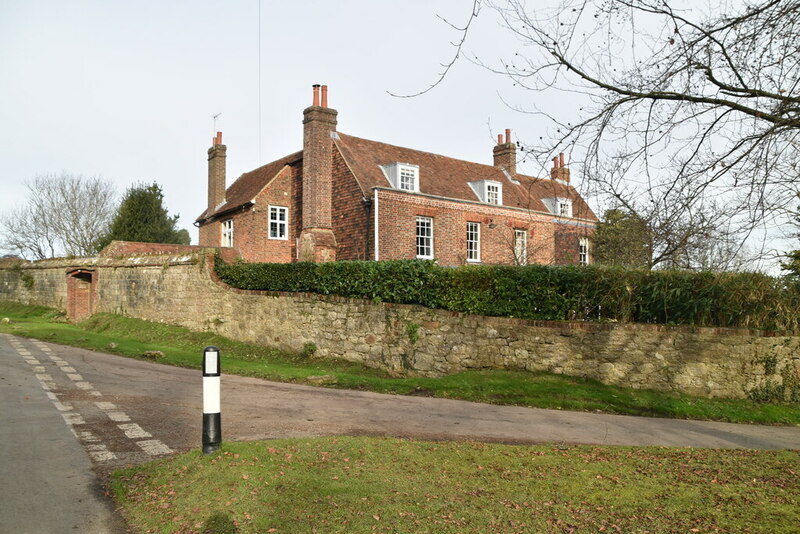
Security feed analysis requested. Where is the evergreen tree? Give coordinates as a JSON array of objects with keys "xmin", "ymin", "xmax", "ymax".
[
  {"xmin": 97, "ymin": 183, "xmax": 190, "ymax": 249},
  {"xmin": 591, "ymin": 209, "xmax": 652, "ymax": 269},
  {"xmin": 781, "ymin": 198, "xmax": 800, "ymax": 279}
]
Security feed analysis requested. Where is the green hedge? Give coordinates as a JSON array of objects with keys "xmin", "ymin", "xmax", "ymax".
[{"xmin": 215, "ymin": 257, "xmax": 800, "ymax": 331}]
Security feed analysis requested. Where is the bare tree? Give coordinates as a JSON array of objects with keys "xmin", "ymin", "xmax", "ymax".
[
  {"xmin": 1, "ymin": 174, "xmax": 117, "ymax": 259},
  {"xmin": 414, "ymin": 0, "xmax": 799, "ymax": 269}
]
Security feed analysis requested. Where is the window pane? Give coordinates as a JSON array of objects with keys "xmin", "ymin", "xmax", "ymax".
[
  {"xmin": 416, "ymin": 217, "xmax": 432, "ymax": 258},
  {"xmin": 467, "ymin": 222, "xmax": 480, "ymax": 261}
]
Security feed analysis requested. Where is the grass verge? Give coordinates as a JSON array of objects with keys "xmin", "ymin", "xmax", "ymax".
[
  {"xmin": 111, "ymin": 436, "xmax": 800, "ymax": 534},
  {"xmin": 1, "ymin": 300, "xmax": 798, "ymax": 425}
]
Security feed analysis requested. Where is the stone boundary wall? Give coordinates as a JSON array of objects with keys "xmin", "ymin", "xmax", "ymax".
[{"xmin": 1, "ymin": 252, "xmax": 798, "ymax": 401}]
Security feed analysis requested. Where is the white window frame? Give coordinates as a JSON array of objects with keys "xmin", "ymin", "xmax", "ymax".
[
  {"xmin": 514, "ymin": 229, "xmax": 528, "ymax": 266},
  {"xmin": 466, "ymin": 222, "xmax": 481, "ymax": 262},
  {"xmin": 579, "ymin": 237, "xmax": 590, "ymax": 265},
  {"xmin": 399, "ymin": 165, "xmax": 418, "ymax": 192},
  {"xmin": 268, "ymin": 205, "xmax": 288, "ymax": 240},
  {"xmin": 558, "ymin": 199, "xmax": 573, "ymax": 217},
  {"xmin": 221, "ymin": 218, "xmax": 234, "ymax": 248},
  {"xmin": 383, "ymin": 163, "xmax": 420, "ymax": 192},
  {"xmin": 416, "ymin": 216, "xmax": 433, "ymax": 259},
  {"xmin": 485, "ymin": 182, "xmax": 502, "ymax": 205}
]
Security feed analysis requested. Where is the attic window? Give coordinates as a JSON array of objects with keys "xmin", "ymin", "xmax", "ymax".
[
  {"xmin": 543, "ymin": 197, "xmax": 573, "ymax": 217},
  {"xmin": 486, "ymin": 182, "xmax": 502, "ymax": 205},
  {"xmin": 383, "ymin": 163, "xmax": 420, "ymax": 192},
  {"xmin": 468, "ymin": 180, "xmax": 503, "ymax": 205}
]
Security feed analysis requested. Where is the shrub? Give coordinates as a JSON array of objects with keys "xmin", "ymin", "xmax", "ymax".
[{"xmin": 214, "ymin": 256, "xmax": 800, "ymax": 332}]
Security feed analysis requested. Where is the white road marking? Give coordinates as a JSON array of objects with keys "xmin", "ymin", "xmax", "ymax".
[
  {"xmin": 118, "ymin": 423, "xmax": 151, "ymax": 439},
  {"xmin": 87, "ymin": 443, "xmax": 117, "ymax": 461},
  {"xmin": 78, "ymin": 431, "xmax": 100, "ymax": 442},
  {"xmin": 7, "ymin": 335, "xmax": 172, "ymax": 463},
  {"xmin": 61, "ymin": 413, "xmax": 85, "ymax": 425},
  {"xmin": 137, "ymin": 440, "xmax": 173, "ymax": 456}
]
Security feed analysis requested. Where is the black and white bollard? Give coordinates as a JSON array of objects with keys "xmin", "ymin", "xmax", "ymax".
[{"xmin": 202, "ymin": 346, "xmax": 221, "ymax": 454}]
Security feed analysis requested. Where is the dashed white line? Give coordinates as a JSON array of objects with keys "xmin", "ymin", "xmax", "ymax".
[
  {"xmin": 76, "ymin": 430, "xmax": 100, "ymax": 443},
  {"xmin": 118, "ymin": 423, "xmax": 152, "ymax": 439},
  {"xmin": 61, "ymin": 413, "xmax": 85, "ymax": 425},
  {"xmin": 53, "ymin": 401, "xmax": 73, "ymax": 412},
  {"xmin": 137, "ymin": 440, "xmax": 173, "ymax": 456},
  {"xmin": 8, "ymin": 336, "xmax": 173, "ymax": 462},
  {"xmin": 87, "ymin": 444, "xmax": 117, "ymax": 462}
]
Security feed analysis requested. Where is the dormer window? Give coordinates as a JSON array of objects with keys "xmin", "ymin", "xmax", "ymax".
[
  {"xmin": 558, "ymin": 199, "xmax": 572, "ymax": 217},
  {"xmin": 383, "ymin": 163, "xmax": 420, "ymax": 192},
  {"xmin": 468, "ymin": 180, "xmax": 503, "ymax": 205},
  {"xmin": 486, "ymin": 182, "xmax": 501, "ymax": 205},
  {"xmin": 543, "ymin": 197, "xmax": 573, "ymax": 217}
]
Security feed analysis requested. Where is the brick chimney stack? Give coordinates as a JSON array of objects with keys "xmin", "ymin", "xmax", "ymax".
[
  {"xmin": 493, "ymin": 128, "xmax": 516, "ymax": 175},
  {"xmin": 550, "ymin": 152, "xmax": 570, "ymax": 183},
  {"xmin": 207, "ymin": 131, "xmax": 227, "ymax": 214},
  {"xmin": 299, "ymin": 84, "xmax": 338, "ymax": 262}
]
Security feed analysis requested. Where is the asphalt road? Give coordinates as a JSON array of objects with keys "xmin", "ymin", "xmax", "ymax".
[{"xmin": 2, "ymin": 334, "xmax": 799, "ymax": 532}]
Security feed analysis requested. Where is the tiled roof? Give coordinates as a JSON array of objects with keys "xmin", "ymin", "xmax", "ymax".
[
  {"xmin": 196, "ymin": 151, "xmax": 302, "ymax": 222},
  {"xmin": 197, "ymin": 134, "xmax": 597, "ymax": 223},
  {"xmin": 334, "ymin": 133, "xmax": 597, "ymax": 221}
]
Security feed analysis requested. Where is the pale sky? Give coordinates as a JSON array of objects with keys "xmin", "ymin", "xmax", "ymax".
[
  {"xmin": 1, "ymin": 0, "xmax": 560, "ymax": 246},
  {"xmin": 0, "ymin": 0, "xmax": 790, "ymax": 269}
]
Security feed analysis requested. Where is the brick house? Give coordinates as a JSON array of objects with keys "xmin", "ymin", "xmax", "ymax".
[{"xmin": 196, "ymin": 85, "xmax": 597, "ymax": 266}]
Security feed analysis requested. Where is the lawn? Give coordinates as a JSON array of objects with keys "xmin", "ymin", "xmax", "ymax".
[
  {"xmin": 110, "ymin": 436, "xmax": 800, "ymax": 533},
  {"xmin": 1, "ymin": 300, "xmax": 798, "ymax": 425}
]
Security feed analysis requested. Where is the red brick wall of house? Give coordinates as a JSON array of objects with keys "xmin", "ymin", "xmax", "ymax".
[
  {"xmin": 554, "ymin": 224, "xmax": 594, "ymax": 265},
  {"xmin": 331, "ymin": 149, "xmax": 372, "ymax": 260},
  {"xmin": 229, "ymin": 166, "xmax": 302, "ymax": 263},
  {"xmin": 374, "ymin": 189, "xmax": 580, "ymax": 266}
]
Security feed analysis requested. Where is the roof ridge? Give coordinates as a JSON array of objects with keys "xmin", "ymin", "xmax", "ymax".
[{"xmin": 337, "ymin": 131, "xmax": 555, "ymax": 184}]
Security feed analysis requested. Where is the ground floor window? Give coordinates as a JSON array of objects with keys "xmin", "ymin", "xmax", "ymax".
[
  {"xmin": 221, "ymin": 219, "xmax": 234, "ymax": 247},
  {"xmin": 579, "ymin": 236, "xmax": 590, "ymax": 265},
  {"xmin": 514, "ymin": 229, "xmax": 527, "ymax": 265},
  {"xmin": 467, "ymin": 222, "xmax": 480, "ymax": 262},
  {"xmin": 269, "ymin": 206, "xmax": 288, "ymax": 240},
  {"xmin": 416, "ymin": 216, "xmax": 433, "ymax": 259}
]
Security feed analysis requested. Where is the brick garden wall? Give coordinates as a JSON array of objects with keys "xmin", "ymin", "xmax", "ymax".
[{"xmin": 1, "ymin": 251, "xmax": 798, "ymax": 401}]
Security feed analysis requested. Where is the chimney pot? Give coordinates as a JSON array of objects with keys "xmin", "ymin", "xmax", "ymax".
[
  {"xmin": 312, "ymin": 84, "xmax": 321, "ymax": 106},
  {"xmin": 497, "ymin": 134, "xmax": 503, "ymax": 145},
  {"xmin": 559, "ymin": 152, "xmax": 565, "ymax": 168},
  {"xmin": 505, "ymin": 129, "xmax": 511, "ymax": 144},
  {"xmin": 321, "ymin": 85, "xmax": 328, "ymax": 108},
  {"xmin": 553, "ymin": 156, "xmax": 559, "ymax": 169}
]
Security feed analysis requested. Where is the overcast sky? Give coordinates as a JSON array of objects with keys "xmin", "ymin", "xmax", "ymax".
[
  {"xmin": 1, "ymin": 0, "xmax": 557, "ymax": 244},
  {"xmin": 0, "ymin": 0, "xmax": 789, "ymax": 269}
]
